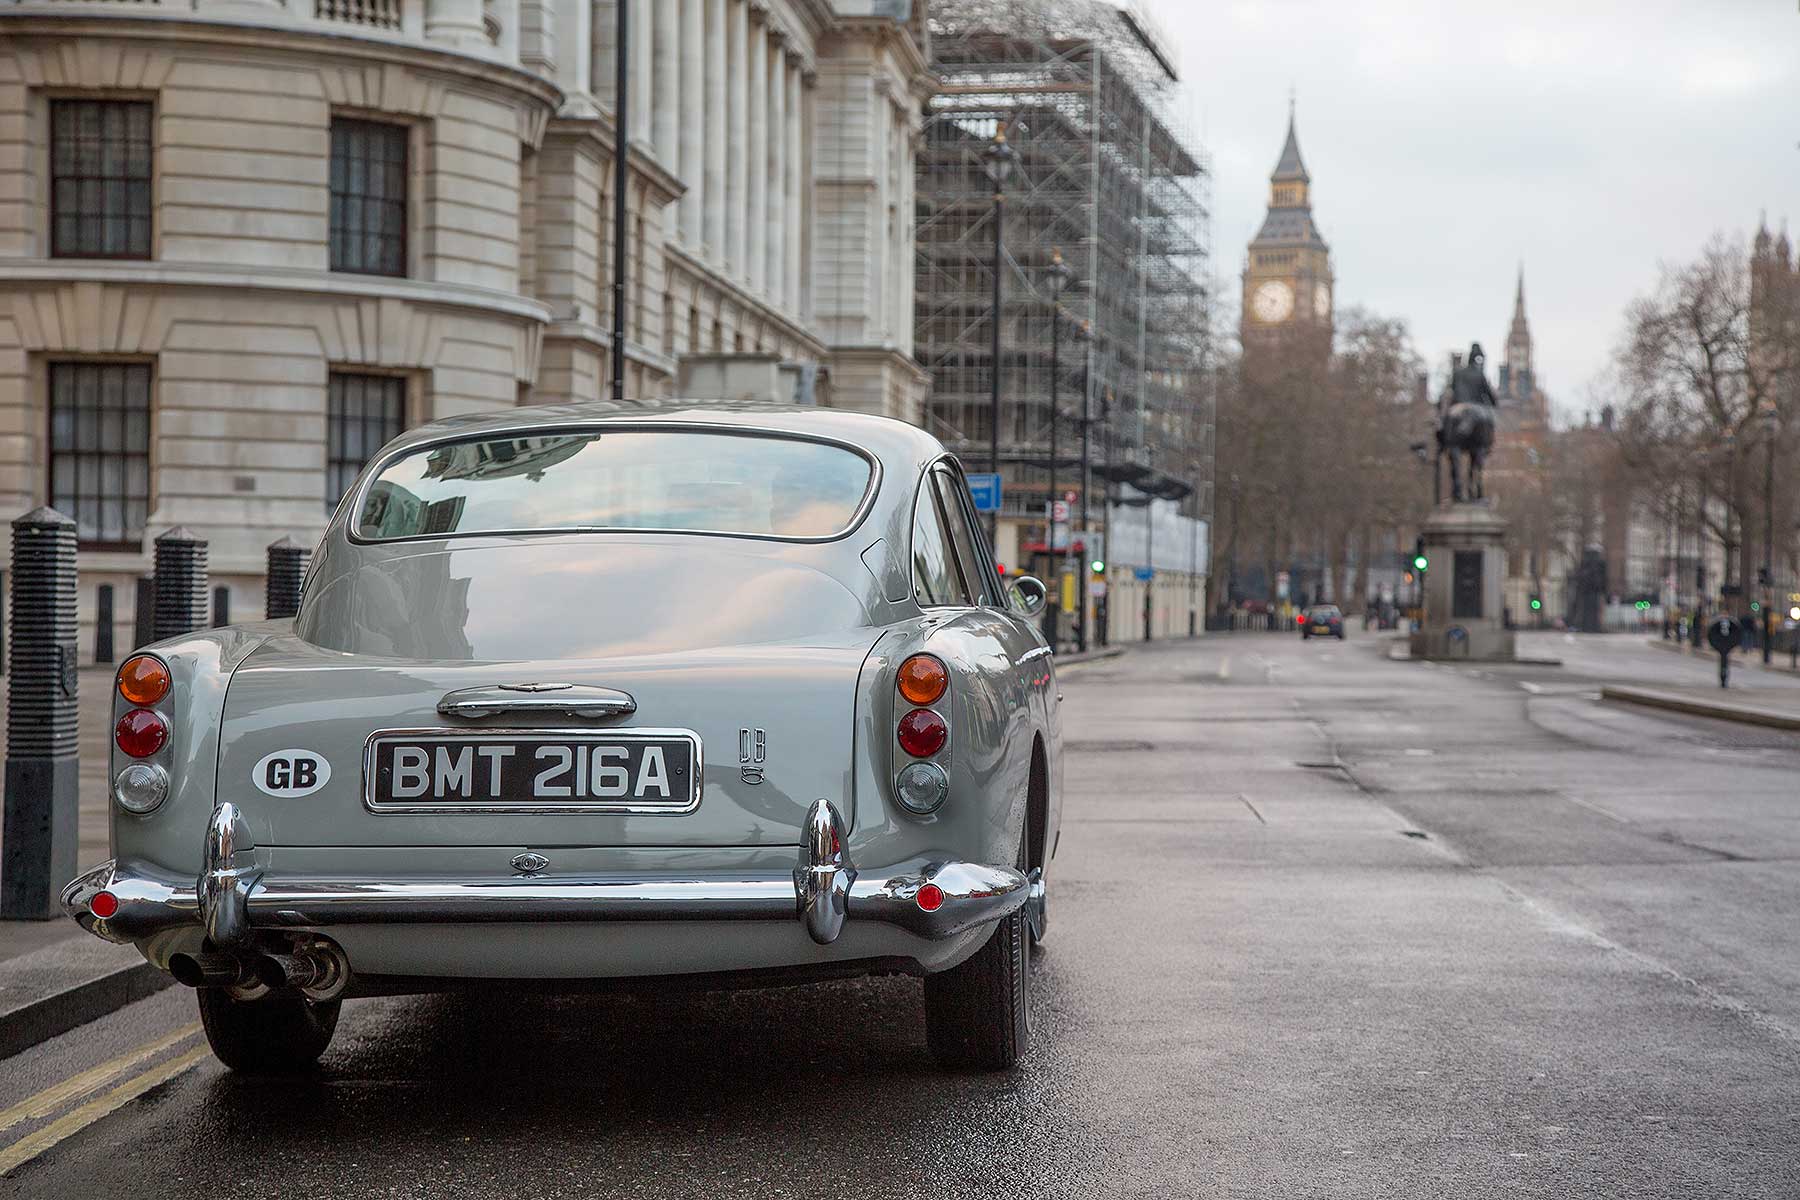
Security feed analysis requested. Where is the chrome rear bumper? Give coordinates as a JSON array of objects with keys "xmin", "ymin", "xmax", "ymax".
[{"xmin": 62, "ymin": 799, "xmax": 1027, "ymax": 949}]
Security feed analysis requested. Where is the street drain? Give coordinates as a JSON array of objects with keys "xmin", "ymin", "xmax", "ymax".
[
  {"xmin": 1400, "ymin": 830, "xmax": 1430, "ymax": 840},
  {"xmin": 1067, "ymin": 740, "xmax": 1157, "ymax": 753}
]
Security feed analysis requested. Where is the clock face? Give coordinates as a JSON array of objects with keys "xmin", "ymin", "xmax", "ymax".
[
  {"xmin": 1251, "ymin": 280, "xmax": 1294, "ymax": 324},
  {"xmin": 1313, "ymin": 283, "xmax": 1331, "ymax": 320}
]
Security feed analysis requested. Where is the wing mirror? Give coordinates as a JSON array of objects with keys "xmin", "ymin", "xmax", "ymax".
[{"xmin": 1010, "ymin": 575, "xmax": 1049, "ymax": 617}]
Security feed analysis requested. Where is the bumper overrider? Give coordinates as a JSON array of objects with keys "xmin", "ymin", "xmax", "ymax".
[{"xmin": 62, "ymin": 799, "xmax": 1030, "ymax": 955}]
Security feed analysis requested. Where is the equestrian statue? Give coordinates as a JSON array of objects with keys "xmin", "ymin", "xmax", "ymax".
[{"xmin": 1437, "ymin": 342, "xmax": 1498, "ymax": 502}]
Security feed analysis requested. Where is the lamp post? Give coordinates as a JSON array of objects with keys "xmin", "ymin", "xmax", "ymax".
[
  {"xmin": 983, "ymin": 128, "xmax": 1016, "ymax": 548},
  {"xmin": 1761, "ymin": 402, "xmax": 1779, "ymax": 663},
  {"xmin": 609, "ymin": 0, "xmax": 629, "ymax": 401},
  {"xmin": 1042, "ymin": 247, "xmax": 1071, "ymax": 647},
  {"xmin": 1076, "ymin": 320, "xmax": 1094, "ymax": 652}
]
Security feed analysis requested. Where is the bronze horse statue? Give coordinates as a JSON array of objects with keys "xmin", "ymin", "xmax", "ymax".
[{"xmin": 1438, "ymin": 342, "xmax": 1497, "ymax": 502}]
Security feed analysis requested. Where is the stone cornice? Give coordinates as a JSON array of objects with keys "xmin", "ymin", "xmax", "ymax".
[
  {"xmin": 665, "ymin": 243, "xmax": 828, "ymax": 360},
  {"xmin": 543, "ymin": 115, "xmax": 686, "ymax": 207},
  {"xmin": 0, "ymin": 261, "xmax": 554, "ymax": 324},
  {"xmin": 0, "ymin": 11, "xmax": 564, "ymax": 113}
]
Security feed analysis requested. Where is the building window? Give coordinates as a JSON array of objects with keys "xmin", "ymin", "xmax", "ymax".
[
  {"xmin": 329, "ymin": 118, "xmax": 408, "ymax": 276},
  {"xmin": 50, "ymin": 100, "xmax": 153, "ymax": 259},
  {"xmin": 327, "ymin": 372, "xmax": 405, "ymax": 508},
  {"xmin": 48, "ymin": 362, "xmax": 152, "ymax": 547}
]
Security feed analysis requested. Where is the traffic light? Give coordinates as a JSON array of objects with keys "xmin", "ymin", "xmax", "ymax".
[
  {"xmin": 1529, "ymin": 596, "xmax": 1542, "ymax": 611},
  {"xmin": 1412, "ymin": 536, "xmax": 1428, "ymax": 574},
  {"xmin": 1090, "ymin": 559, "xmax": 1105, "ymax": 574}
]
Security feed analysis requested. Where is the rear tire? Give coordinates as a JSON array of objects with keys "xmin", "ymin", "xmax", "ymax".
[
  {"xmin": 924, "ymin": 845, "xmax": 1031, "ymax": 1071},
  {"xmin": 197, "ymin": 987, "xmax": 339, "ymax": 1075}
]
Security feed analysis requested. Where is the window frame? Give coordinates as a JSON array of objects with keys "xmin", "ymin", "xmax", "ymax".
[
  {"xmin": 930, "ymin": 456, "xmax": 1007, "ymax": 609},
  {"xmin": 910, "ymin": 473, "xmax": 972, "ymax": 609},
  {"xmin": 328, "ymin": 115, "xmax": 411, "ymax": 278},
  {"xmin": 45, "ymin": 357, "xmax": 155, "ymax": 551},
  {"xmin": 47, "ymin": 96, "xmax": 155, "ymax": 261}
]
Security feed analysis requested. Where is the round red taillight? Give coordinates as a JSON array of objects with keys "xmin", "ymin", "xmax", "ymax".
[
  {"xmin": 897, "ymin": 654, "xmax": 948, "ymax": 706},
  {"xmin": 916, "ymin": 883, "xmax": 944, "ymax": 913},
  {"xmin": 115, "ymin": 709, "xmax": 168, "ymax": 759},
  {"xmin": 89, "ymin": 891, "xmax": 119, "ymax": 919},
  {"xmin": 117, "ymin": 655, "xmax": 170, "ymax": 706},
  {"xmin": 896, "ymin": 708, "xmax": 947, "ymax": 758}
]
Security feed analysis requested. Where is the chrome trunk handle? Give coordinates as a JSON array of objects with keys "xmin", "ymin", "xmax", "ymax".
[{"xmin": 437, "ymin": 684, "xmax": 638, "ymax": 720}]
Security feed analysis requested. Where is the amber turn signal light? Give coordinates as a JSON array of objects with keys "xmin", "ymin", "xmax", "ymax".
[
  {"xmin": 117, "ymin": 655, "xmax": 171, "ymax": 706},
  {"xmin": 897, "ymin": 654, "xmax": 948, "ymax": 706}
]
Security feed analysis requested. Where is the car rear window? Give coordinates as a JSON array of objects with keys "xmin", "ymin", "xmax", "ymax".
[{"xmin": 353, "ymin": 429, "xmax": 874, "ymax": 541}]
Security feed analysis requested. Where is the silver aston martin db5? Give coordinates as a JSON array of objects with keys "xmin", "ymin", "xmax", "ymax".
[{"xmin": 64, "ymin": 405, "xmax": 1063, "ymax": 1073}]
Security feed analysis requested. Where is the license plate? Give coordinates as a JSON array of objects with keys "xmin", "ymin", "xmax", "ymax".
[{"xmin": 364, "ymin": 730, "xmax": 701, "ymax": 813}]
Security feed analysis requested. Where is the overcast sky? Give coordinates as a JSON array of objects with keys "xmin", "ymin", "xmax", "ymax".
[{"xmin": 1143, "ymin": 0, "xmax": 1799, "ymax": 422}]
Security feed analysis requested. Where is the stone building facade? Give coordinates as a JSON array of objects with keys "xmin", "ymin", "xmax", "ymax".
[{"xmin": 0, "ymin": 0, "xmax": 931, "ymax": 647}]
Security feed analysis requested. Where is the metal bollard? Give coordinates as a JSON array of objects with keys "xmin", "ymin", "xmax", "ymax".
[
  {"xmin": 212, "ymin": 585, "xmax": 230, "ymax": 629},
  {"xmin": 132, "ymin": 575, "xmax": 155, "ymax": 653},
  {"xmin": 1, "ymin": 507, "xmax": 81, "ymax": 919},
  {"xmin": 265, "ymin": 536, "xmax": 309, "ymax": 620},
  {"xmin": 152, "ymin": 527, "xmax": 208, "ymax": 642},
  {"xmin": 95, "ymin": 582, "xmax": 115, "ymax": 664}
]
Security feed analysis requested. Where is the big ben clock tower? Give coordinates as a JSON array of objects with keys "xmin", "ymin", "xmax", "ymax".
[{"xmin": 1242, "ymin": 105, "xmax": 1333, "ymax": 349}]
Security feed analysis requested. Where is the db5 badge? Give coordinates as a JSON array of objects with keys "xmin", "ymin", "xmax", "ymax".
[{"xmin": 738, "ymin": 728, "xmax": 766, "ymax": 785}]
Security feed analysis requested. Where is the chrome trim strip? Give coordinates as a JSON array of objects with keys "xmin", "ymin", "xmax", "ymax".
[
  {"xmin": 437, "ymin": 684, "xmax": 638, "ymax": 720},
  {"xmin": 360, "ymin": 726, "xmax": 704, "ymax": 815},
  {"xmin": 344, "ymin": 421, "xmax": 884, "ymax": 548}
]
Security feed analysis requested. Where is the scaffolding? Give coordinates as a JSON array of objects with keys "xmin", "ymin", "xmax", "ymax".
[{"xmin": 915, "ymin": 0, "xmax": 1214, "ymax": 543}]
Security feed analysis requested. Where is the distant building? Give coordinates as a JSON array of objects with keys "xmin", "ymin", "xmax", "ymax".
[
  {"xmin": 1484, "ymin": 269, "xmax": 1558, "ymax": 621},
  {"xmin": 1240, "ymin": 107, "xmax": 1333, "ymax": 355}
]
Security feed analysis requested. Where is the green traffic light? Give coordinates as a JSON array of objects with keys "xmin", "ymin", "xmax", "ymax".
[
  {"xmin": 1750, "ymin": 601, "xmax": 1761, "ymax": 613},
  {"xmin": 1412, "ymin": 555, "xmax": 1428, "ymax": 571},
  {"xmin": 1530, "ymin": 599, "xmax": 1542, "ymax": 610},
  {"xmin": 1090, "ymin": 560, "xmax": 1105, "ymax": 573}
]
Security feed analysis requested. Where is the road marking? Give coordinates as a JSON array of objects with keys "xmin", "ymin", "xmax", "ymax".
[
  {"xmin": 0, "ymin": 1045, "xmax": 209, "ymax": 1177},
  {"xmin": 1218, "ymin": 656, "xmax": 1231, "ymax": 681},
  {"xmin": 0, "ymin": 1023, "xmax": 201, "ymax": 1136}
]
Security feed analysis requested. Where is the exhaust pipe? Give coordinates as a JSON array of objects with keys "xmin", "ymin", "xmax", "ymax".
[
  {"xmin": 253, "ymin": 941, "xmax": 350, "ymax": 1002},
  {"xmin": 168, "ymin": 951, "xmax": 257, "ymax": 989}
]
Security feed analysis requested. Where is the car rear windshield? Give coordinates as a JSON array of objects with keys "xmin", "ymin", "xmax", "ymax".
[{"xmin": 353, "ymin": 429, "xmax": 874, "ymax": 541}]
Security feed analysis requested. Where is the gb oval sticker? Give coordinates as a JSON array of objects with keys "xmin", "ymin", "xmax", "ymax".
[{"xmin": 252, "ymin": 749, "xmax": 331, "ymax": 798}]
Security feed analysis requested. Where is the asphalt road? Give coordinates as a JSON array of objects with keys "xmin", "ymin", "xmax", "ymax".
[{"xmin": 6, "ymin": 631, "xmax": 1800, "ymax": 1198}]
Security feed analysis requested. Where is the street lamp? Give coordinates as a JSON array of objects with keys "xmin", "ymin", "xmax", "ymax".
[
  {"xmin": 1760, "ymin": 401, "xmax": 1779, "ymax": 663},
  {"xmin": 1075, "ymin": 319, "xmax": 1095, "ymax": 652},
  {"xmin": 1042, "ymin": 247, "xmax": 1072, "ymax": 647},
  {"xmin": 983, "ymin": 127, "xmax": 1016, "ymax": 547}
]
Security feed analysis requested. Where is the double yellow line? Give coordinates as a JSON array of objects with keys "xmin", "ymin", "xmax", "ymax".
[{"xmin": 0, "ymin": 1023, "xmax": 207, "ymax": 1177}]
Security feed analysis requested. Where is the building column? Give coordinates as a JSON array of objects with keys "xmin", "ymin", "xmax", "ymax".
[
  {"xmin": 784, "ymin": 56, "xmax": 802, "ymax": 314},
  {"xmin": 704, "ymin": 0, "xmax": 727, "ymax": 262},
  {"xmin": 652, "ymin": 0, "xmax": 679, "ymax": 162},
  {"xmin": 630, "ymin": 0, "xmax": 652, "ymax": 142},
  {"xmin": 679, "ymin": 0, "xmax": 704, "ymax": 250},
  {"xmin": 725, "ymin": 0, "xmax": 748, "ymax": 280},
  {"xmin": 425, "ymin": 0, "xmax": 487, "ymax": 47},
  {"xmin": 765, "ymin": 35, "xmax": 786, "ymax": 301},
  {"xmin": 746, "ymin": 11, "xmax": 767, "ymax": 297},
  {"xmin": 520, "ymin": 0, "xmax": 558, "ymax": 82}
]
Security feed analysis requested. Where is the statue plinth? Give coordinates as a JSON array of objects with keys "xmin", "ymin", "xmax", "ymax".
[{"xmin": 1409, "ymin": 500, "xmax": 1517, "ymax": 662}]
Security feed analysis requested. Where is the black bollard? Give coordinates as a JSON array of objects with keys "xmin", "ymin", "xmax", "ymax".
[
  {"xmin": 152, "ymin": 527, "xmax": 208, "ymax": 642},
  {"xmin": 211, "ymin": 585, "xmax": 230, "ymax": 628},
  {"xmin": 132, "ymin": 575, "xmax": 155, "ymax": 652},
  {"xmin": 95, "ymin": 582, "xmax": 115, "ymax": 664},
  {"xmin": 1, "ymin": 507, "xmax": 81, "ymax": 919},
  {"xmin": 265, "ymin": 536, "xmax": 309, "ymax": 620}
]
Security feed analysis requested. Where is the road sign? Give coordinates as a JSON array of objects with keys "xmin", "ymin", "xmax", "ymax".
[
  {"xmin": 1133, "ymin": 566, "xmax": 1154, "ymax": 582},
  {"xmin": 967, "ymin": 473, "xmax": 1002, "ymax": 513},
  {"xmin": 1050, "ymin": 500, "xmax": 1070, "ymax": 522}
]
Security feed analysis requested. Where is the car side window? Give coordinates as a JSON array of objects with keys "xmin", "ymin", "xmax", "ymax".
[
  {"xmin": 912, "ymin": 482, "xmax": 973, "ymax": 607},
  {"xmin": 931, "ymin": 465, "xmax": 994, "ymax": 607}
]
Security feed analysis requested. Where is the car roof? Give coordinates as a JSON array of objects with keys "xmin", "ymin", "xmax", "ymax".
[{"xmin": 384, "ymin": 400, "xmax": 947, "ymax": 469}]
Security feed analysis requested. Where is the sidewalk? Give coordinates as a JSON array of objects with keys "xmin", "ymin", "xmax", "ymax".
[
  {"xmin": 1602, "ymin": 683, "xmax": 1800, "ymax": 732},
  {"xmin": 1647, "ymin": 636, "xmax": 1800, "ymax": 675}
]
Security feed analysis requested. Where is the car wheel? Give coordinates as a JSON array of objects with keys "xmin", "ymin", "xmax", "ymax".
[
  {"xmin": 924, "ymin": 842, "xmax": 1031, "ymax": 1072},
  {"xmin": 197, "ymin": 986, "xmax": 340, "ymax": 1075}
]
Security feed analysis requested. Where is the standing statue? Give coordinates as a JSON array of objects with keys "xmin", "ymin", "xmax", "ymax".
[{"xmin": 1437, "ymin": 342, "xmax": 1498, "ymax": 502}]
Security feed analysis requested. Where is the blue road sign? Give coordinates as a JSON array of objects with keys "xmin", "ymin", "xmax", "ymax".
[
  {"xmin": 1133, "ymin": 566, "xmax": 1154, "ymax": 582},
  {"xmin": 967, "ymin": 473, "xmax": 1002, "ymax": 513}
]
